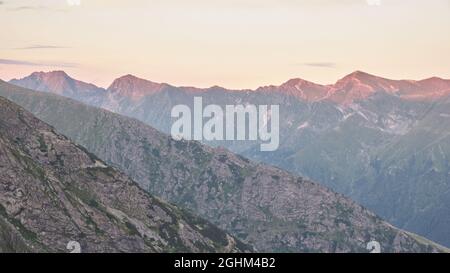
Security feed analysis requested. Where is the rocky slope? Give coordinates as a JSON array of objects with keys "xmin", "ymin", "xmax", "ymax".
[
  {"xmin": 1, "ymin": 80, "xmax": 446, "ymax": 253},
  {"xmin": 356, "ymin": 95, "xmax": 450, "ymax": 246},
  {"xmin": 0, "ymin": 95, "xmax": 250, "ymax": 253}
]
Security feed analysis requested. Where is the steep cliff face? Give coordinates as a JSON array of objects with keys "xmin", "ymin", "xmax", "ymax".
[
  {"xmin": 0, "ymin": 96, "xmax": 251, "ymax": 253},
  {"xmin": 1, "ymin": 81, "xmax": 446, "ymax": 253}
]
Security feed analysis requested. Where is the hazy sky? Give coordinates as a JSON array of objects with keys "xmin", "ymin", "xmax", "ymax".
[{"xmin": 1, "ymin": 0, "xmax": 449, "ymax": 89}]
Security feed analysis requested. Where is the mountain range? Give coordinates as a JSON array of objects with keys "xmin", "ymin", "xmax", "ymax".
[
  {"xmin": 6, "ymin": 70, "xmax": 450, "ymax": 248},
  {"xmin": 13, "ymin": 70, "xmax": 450, "ymax": 246},
  {"xmin": 10, "ymin": 70, "xmax": 450, "ymax": 104},
  {"xmin": 0, "ymin": 79, "xmax": 446, "ymax": 252}
]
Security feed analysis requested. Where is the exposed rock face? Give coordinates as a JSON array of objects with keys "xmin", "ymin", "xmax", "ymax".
[
  {"xmin": 0, "ymin": 95, "xmax": 251, "ymax": 253},
  {"xmin": 1, "ymin": 81, "xmax": 446, "ymax": 253}
]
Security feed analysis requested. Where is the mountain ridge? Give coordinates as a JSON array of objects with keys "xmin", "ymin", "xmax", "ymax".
[{"xmin": 8, "ymin": 71, "xmax": 450, "ymax": 104}]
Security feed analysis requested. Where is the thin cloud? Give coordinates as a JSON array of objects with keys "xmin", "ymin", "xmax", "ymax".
[
  {"xmin": 8, "ymin": 5, "xmax": 47, "ymax": 11},
  {"xmin": 7, "ymin": 5, "xmax": 70, "ymax": 12},
  {"xmin": 0, "ymin": 58, "xmax": 77, "ymax": 67},
  {"xmin": 6, "ymin": 4, "xmax": 47, "ymax": 10},
  {"xmin": 302, "ymin": 62, "xmax": 337, "ymax": 68},
  {"xmin": 0, "ymin": 59, "xmax": 40, "ymax": 66},
  {"xmin": 14, "ymin": 45, "xmax": 70, "ymax": 50}
]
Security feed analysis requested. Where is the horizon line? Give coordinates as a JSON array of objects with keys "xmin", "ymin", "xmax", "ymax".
[{"xmin": 3, "ymin": 69, "xmax": 450, "ymax": 91}]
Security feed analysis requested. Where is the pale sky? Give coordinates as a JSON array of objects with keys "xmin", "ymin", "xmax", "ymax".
[{"xmin": 1, "ymin": 0, "xmax": 449, "ymax": 89}]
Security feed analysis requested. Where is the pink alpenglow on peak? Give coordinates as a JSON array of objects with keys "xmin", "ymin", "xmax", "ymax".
[
  {"xmin": 9, "ymin": 70, "xmax": 105, "ymax": 99},
  {"xmin": 7, "ymin": 70, "xmax": 450, "ymax": 105},
  {"xmin": 328, "ymin": 71, "xmax": 400, "ymax": 104},
  {"xmin": 277, "ymin": 78, "xmax": 330, "ymax": 102},
  {"xmin": 107, "ymin": 74, "xmax": 169, "ymax": 100},
  {"xmin": 282, "ymin": 71, "xmax": 450, "ymax": 104}
]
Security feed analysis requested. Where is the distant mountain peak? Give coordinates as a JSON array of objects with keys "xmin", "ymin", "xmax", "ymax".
[
  {"xmin": 115, "ymin": 74, "xmax": 143, "ymax": 81},
  {"xmin": 423, "ymin": 76, "xmax": 444, "ymax": 81},
  {"xmin": 29, "ymin": 70, "xmax": 70, "ymax": 78},
  {"xmin": 338, "ymin": 70, "xmax": 383, "ymax": 83},
  {"xmin": 271, "ymin": 78, "xmax": 331, "ymax": 101},
  {"xmin": 10, "ymin": 70, "xmax": 75, "ymax": 92},
  {"xmin": 9, "ymin": 71, "xmax": 105, "ymax": 102},
  {"xmin": 327, "ymin": 71, "xmax": 404, "ymax": 104},
  {"xmin": 112, "ymin": 74, "xmax": 161, "ymax": 84},
  {"xmin": 14, "ymin": 70, "xmax": 72, "ymax": 84},
  {"xmin": 418, "ymin": 76, "xmax": 449, "ymax": 86},
  {"xmin": 281, "ymin": 78, "xmax": 321, "ymax": 88},
  {"xmin": 348, "ymin": 70, "xmax": 373, "ymax": 77},
  {"xmin": 107, "ymin": 74, "xmax": 168, "ymax": 99}
]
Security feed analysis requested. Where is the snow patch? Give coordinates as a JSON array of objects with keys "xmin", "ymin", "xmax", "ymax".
[{"xmin": 297, "ymin": 121, "xmax": 310, "ymax": 130}]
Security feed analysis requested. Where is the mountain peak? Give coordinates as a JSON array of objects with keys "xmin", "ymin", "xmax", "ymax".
[
  {"xmin": 281, "ymin": 78, "xmax": 320, "ymax": 88},
  {"xmin": 29, "ymin": 70, "xmax": 70, "ymax": 79},
  {"xmin": 339, "ymin": 71, "xmax": 380, "ymax": 83},
  {"xmin": 16, "ymin": 70, "xmax": 72, "ymax": 84},
  {"xmin": 274, "ymin": 78, "xmax": 330, "ymax": 101},
  {"xmin": 418, "ymin": 76, "xmax": 449, "ymax": 86},
  {"xmin": 350, "ymin": 70, "xmax": 370, "ymax": 76},
  {"xmin": 9, "ymin": 71, "xmax": 105, "ymax": 101},
  {"xmin": 10, "ymin": 70, "xmax": 76, "ymax": 94},
  {"xmin": 108, "ymin": 75, "xmax": 167, "ymax": 99},
  {"xmin": 328, "ymin": 71, "xmax": 400, "ymax": 104},
  {"xmin": 113, "ymin": 74, "xmax": 162, "ymax": 83},
  {"xmin": 115, "ymin": 74, "xmax": 142, "ymax": 81}
]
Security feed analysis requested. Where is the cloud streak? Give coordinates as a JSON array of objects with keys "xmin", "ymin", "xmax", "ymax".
[
  {"xmin": 7, "ymin": 5, "xmax": 48, "ymax": 11},
  {"xmin": 14, "ymin": 45, "xmax": 70, "ymax": 50},
  {"xmin": 0, "ymin": 58, "xmax": 77, "ymax": 67},
  {"xmin": 302, "ymin": 62, "xmax": 336, "ymax": 68}
]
